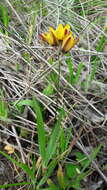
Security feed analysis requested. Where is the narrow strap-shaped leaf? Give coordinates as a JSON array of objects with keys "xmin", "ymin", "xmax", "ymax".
[
  {"xmin": 44, "ymin": 109, "xmax": 64, "ymax": 166},
  {"xmin": 32, "ymin": 98, "xmax": 46, "ymax": 166}
]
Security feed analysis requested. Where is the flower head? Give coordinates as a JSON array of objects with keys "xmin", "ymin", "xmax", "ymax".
[{"xmin": 40, "ymin": 24, "xmax": 79, "ymax": 52}]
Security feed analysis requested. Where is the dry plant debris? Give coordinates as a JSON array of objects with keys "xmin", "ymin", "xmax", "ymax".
[{"xmin": 0, "ymin": 0, "xmax": 107, "ymax": 189}]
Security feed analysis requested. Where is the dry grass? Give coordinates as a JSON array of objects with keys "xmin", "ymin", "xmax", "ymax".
[{"xmin": 0, "ymin": 0, "xmax": 107, "ymax": 189}]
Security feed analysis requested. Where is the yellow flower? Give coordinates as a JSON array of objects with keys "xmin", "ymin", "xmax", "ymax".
[
  {"xmin": 40, "ymin": 24, "xmax": 79, "ymax": 52},
  {"xmin": 61, "ymin": 34, "xmax": 79, "ymax": 53}
]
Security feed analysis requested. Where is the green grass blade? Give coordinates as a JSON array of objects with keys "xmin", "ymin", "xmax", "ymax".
[
  {"xmin": 64, "ymin": 127, "xmax": 72, "ymax": 151},
  {"xmin": 14, "ymin": 99, "xmax": 34, "ymax": 107},
  {"xmin": 0, "ymin": 182, "xmax": 31, "ymax": 189},
  {"xmin": 44, "ymin": 109, "xmax": 65, "ymax": 166},
  {"xmin": 66, "ymin": 57, "xmax": 74, "ymax": 84},
  {"xmin": 0, "ymin": 5, "xmax": 9, "ymax": 35},
  {"xmin": 82, "ymin": 144, "xmax": 102, "ymax": 172},
  {"xmin": 73, "ymin": 62, "xmax": 84, "ymax": 84},
  {"xmin": 60, "ymin": 127, "xmax": 66, "ymax": 153},
  {"xmin": 0, "ymin": 90, "xmax": 8, "ymax": 120},
  {"xmin": 32, "ymin": 98, "xmax": 46, "ymax": 167},
  {"xmin": 14, "ymin": 99, "xmax": 34, "ymax": 113},
  {"xmin": 85, "ymin": 61, "xmax": 97, "ymax": 91}
]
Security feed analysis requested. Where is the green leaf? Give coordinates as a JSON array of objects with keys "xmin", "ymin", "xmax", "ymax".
[
  {"xmin": 66, "ymin": 163, "xmax": 81, "ymax": 178},
  {"xmin": 43, "ymin": 83, "xmax": 54, "ymax": 96},
  {"xmin": 60, "ymin": 127, "xmax": 66, "ymax": 153},
  {"xmin": 14, "ymin": 99, "xmax": 34, "ymax": 113},
  {"xmin": 14, "ymin": 98, "xmax": 46, "ymax": 167},
  {"xmin": 32, "ymin": 98, "xmax": 46, "ymax": 167},
  {"xmin": 14, "ymin": 99, "xmax": 34, "ymax": 108},
  {"xmin": 84, "ymin": 61, "xmax": 97, "ymax": 91},
  {"xmin": 57, "ymin": 164, "xmax": 65, "ymax": 189},
  {"xmin": 66, "ymin": 57, "xmax": 74, "ymax": 84},
  {"xmin": 0, "ymin": 91, "xmax": 8, "ymax": 120},
  {"xmin": 0, "ymin": 5, "xmax": 9, "ymax": 35},
  {"xmin": 64, "ymin": 127, "xmax": 72, "ymax": 151},
  {"xmin": 0, "ymin": 182, "xmax": 31, "ymax": 189},
  {"xmin": 44, "ymin": 109, "xmax": 65, "ymax": 166},
  {"xmin": 37, "ymin": 160, "xmax": 57, "ymax": 188},
  {"xmin": 82, "ymin": 144, "xmax": 102, "ymax": 172},
  {"xmin": 76, "ymin": 152, "xmax": 88, "ymax": 167},
  {"xmin": 73, "ymin": 62, "xmax": 84, "ymax": 84},
  {"xmin": 47, "ymin": 179, "xmax": 60, "ymax": 190}
]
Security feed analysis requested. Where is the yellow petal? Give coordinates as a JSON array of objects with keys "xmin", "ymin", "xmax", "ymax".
[
  {"xmin": 64, "ymin": 24, "xmax": 70, "ymax": 29},
  {"xmin": 61, "ymin": 34, "xmax": 79, "ymax": 52},
  {"xmin": 40, "ymin": 32, "xmax": 53, "ymax": 45},
  {"xmin": 63, "ymin": 24, "xmax": 71, "ymax": 37},
  {"xmin": 55, "ymin": 24, "xmax": 64, "ymax": 40},
  {"xmin": 4, "ymin": 144, "xmax": 14, "ymax": 154},
  {"xmin": 39, "ymin": 32, "xmax": 49, "ymax": 42},
  {"xmin": 49, "ymin": 27, "xmax": 58, "ymax": 45},
  {"xmin": 40, "ymin": 27, "xmax": 58, "ymax": 45},
  {"xmin": 46, "ymin": 33, "xmax": 54, "ymax": 45}
]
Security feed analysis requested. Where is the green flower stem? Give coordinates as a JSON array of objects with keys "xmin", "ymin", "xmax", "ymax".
[{"xmin": 56, "ymin": 48, "xmax": 63, "ymax": 109}]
